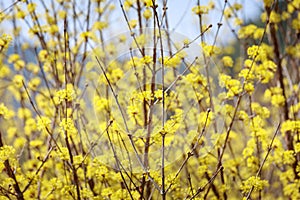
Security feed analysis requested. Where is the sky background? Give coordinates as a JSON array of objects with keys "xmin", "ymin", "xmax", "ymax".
[{"xmin": 0, "ymin": 0, "xmax": 264, "ymax": 47}]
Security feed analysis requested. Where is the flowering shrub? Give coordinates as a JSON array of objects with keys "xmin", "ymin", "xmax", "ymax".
[{"xmin": 0, "ymin": 0, "xmax": 299, "ymax": 199}]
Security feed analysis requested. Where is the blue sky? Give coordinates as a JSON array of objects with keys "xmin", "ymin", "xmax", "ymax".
[
  {"xmin": 166, "ymin": 0, "xmax": 263, "ymax": 44},
  {"xmin": 0, "ymin": 0, "xmax": 264, "ymax": 48}
]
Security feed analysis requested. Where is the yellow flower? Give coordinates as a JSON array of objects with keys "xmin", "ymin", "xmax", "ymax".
[
  {"xmin": 143, "ymin": 9, "xmax": 152, "ymax": 20},
  {"xmin": 192, "ymin": 5, "xmax": 209, "ymax": 15},
  {"xmin": 94, "ymin": 96, "xmax": 109, "ymax": 111},
  {"xmin": 271, "ymin": 94, "xmax": 285, "ymax": 107},
  {"xmin": 239, "ymin": 68, "xmax": 255, "ymax": 80},
  {"xmin": 244, "ymin": 82, "xmax": 254, "ymax": 94},
  {"xmin": 25, "ymin": 118, "xmax": 37, "ymax": 135},
  {"xmin": 124, "ymin": 0, "xmax": 134, "ymax": 10},
  {"xmin": 154, "ymin": 89, "xmax": 163, "ymax": 101},
  {"xmin": 163, "ymin": 55, "xmax": 181, "ymax": 68},
  {"xmin": 141, "ymin": 55, "xmax": 153, "ymax": 65},
  {"xmin": 261, "ymin": 11, "xmax": 281, "ymax": 23},
  {"xmin": 28, "ymin": 77, "xmax": 41, "ymax": 90},
  {"xmin": 57, "ymin": 147, "xmax": 69, "ymax": 161},
  {"xmin": 59, "ymin": 118, "xmax": 77, "ymax": 136},
  {"xmin": 110, "ymin": 68, "xmax": 124, "ymax": 84},
  {"xmin": 222, "ymin": 56, "xmax": 234, "ymax": 67},
  {"xmin": 53, "ymin": 84, "xmax": 75, "ymax": 104},
  {"xmin": 224, "ymin": 8, "xmax": 233, "ymax": 18},
  {"xmin": 238, "ymin": 24, "xmax": 257, "ymax": 39},
  {"xmin": 13, "ymin": 74, "xmax": 24, "ymax": 88},
  {"xmin": 127, "ymin": 104, "xmax": 139, "ymax": 119},
  {"xmin": 234, "ymin": 18, "xmax": 243, "ymax": 26},
  {"xmin": 16, "ymin": 9, "xmax": 26, "ymax": 19},
  {"xmin": 58, "ymin": 10, "xmax": 66, "ymax": 19},
  {"xmin": 129, "ymin": 19, "xmax": 137, "ymax": 29},
  {"xmin": 48, "ymin": 24, "xmax": 59, "ymax": 35},
  {"xmin": 233, "ymin": 3, "xmax": 242, "ymax": 10},
  {"xmin": 185, "ymin": 73, "xmax": 207, "ymax": 86},
  {"xmin": 282, "ymin": 150, "xmax": 296, "ymax": 165},
  {"xmin": 241, "ymin": 176, "xmax": 269, "ymax": 193},
  {"xmin": 0, "ymin": 34, "xmax": 12, "ymax": 50},
  {"xmin": 247, "ymin": 45, "xmax": 260, "ymax": 59},
  {"xmin": 281, "ymin": 120, "xmax": 300, "ymax": 133},
  {"xmin": 144, "ymin": 0, "xmax": 154, "ymax": 7},
  {"xmin": 0, "ymin": 145, "xmax": 16, "ymax": 162},
  {"xmin": 37, "ymin": 116, "xmax": 51, "ymax": 131},
  {"xmin": 14, "ymin": 59, "xmax": 25, "ymax": 71},
  {"xmin": 0, "ymin": 103, "xmax": 14, "ymax": 119},
  {"xmin": 27, "ymin": 2, "xmax": 37, "ymax": 13},
  {"xmin": 38, "ymin": 50, "xmax": 48, "ymax": 62},
  {"xmin": 135, "ymin": 34, "xmax": 146, "ymax": 46},
  {"xmin": 219, "ymin": 74, "xmax": 241, "ymax": 97},
  {"xmin": 118, "ymin": 34, "xmax": 127, "ymax": 43},
  {"xmin": 80, "ymin": 31, "xmax": 95, "ymax": 40},
  {"xmin": 8, "ymin": 54, "xmax": 20, "ymax": 63},
  {"xmin": 93, "ymin": 21, "xmax": 108, "ymax": 31},
  {"xmin": 253, "ymin": 28, "xmax": 264, "ymax": 40},
  {"xmin": 201, "ymin": 42, "xmax": 220, "ymax": 56},
  {"xmin": 0, "ymin": 65, "xmax": 10, "ymax": 78},
  {"xmin": 17, "ymin": 108, "xmax": 32, "ymax": 119}
]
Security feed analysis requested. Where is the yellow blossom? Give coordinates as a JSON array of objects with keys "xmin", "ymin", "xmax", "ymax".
[
  {"xmin": 282, "ymin": 150, "xmax": 295, "ymax": 165},
  {"xmin": 144, "ymin": 0, "xmax": 154, "ymax": 7},
  {"xmin": 93, "ymin": 21, "xmax": 108, "ymax": 31},
  {"xmin": 94, "ymin": 96, "xmax": 109, "ymax": 111},
  {"xmin": 241, "ymin": 176, "xmax": 269, "ymax": 193},
  {"xmin": 192, "ymin": 5, "xmax": 209, "ymax": 15},
  {"xmin": 59, "ymin": 118, "xmax": 77, "ymax": 136},
  {"xmin": 54, "ymin": 84, "xmax": 75, "ymax": 104},
  {"xmin": 238, "ymin": 24, "xmax": 257, "ymax": 39},
  {"xmin": 281, "ymin": 120, "xmax": 300, "ymax": 133},
  {"xmin": 58, "ymin": 10, "xmax": 66, "ymax": 19},
  {"xmin": 201, "ymin": 42, "xmax": 220, "ymax": 56},
  {"xmin": 8, "ymin": 54, "xmax": 20, "ymax": 63},
  {"xmin": 129, "ymin": 19, "xmax": 137, "ymax": 29},
  {"xmin": 0, "ymin": 34, "xmax": 12, "ymax": 49},
  {"xmin": 141, "ymin": 55, "xmax": 152, "ymax": 65},
  {"xmin": 13, "ymin": 74, "xmax": 24, "ymax": 88},
  {"xmin": 38, "ymin": 50, "xmax": 48, "ymax": 62},
  {"xmin": 37, "ymin": 116, "xmax": 51, "ymax": 131},
  {"xmin": 143, "ymin": 9, "xmax": 152, "ymax": 20},
  {"xmin": 28, "ymin": 77, "xmax": 41, "ymax": 90},
  {"xmin": 0, "ymin": 103, "xmax": 14, "ymax": 119},
  {"xmin": 16, "ymin": 8, "xmax": 26, "ymax": 19},
  {"xmin": 222, "ymin": 56, "xmax": 234, "ymax": 67},
  {"xmin": 163, "ymin": 55, "xmax": 181, "ymax": 68},
  {"xmin": 0, "ymin": 145, "xmax": 16, "ymax": 162},
  {"xmin": 27, "ymin": 3, "xmax": 37, "ymax": 13},
  {"xmin": 234, "ymin": 18, "xmax": 244, "ymax": 26},
  {"xmin": 0, "ymin": 65, "xmax": 10, "ymax": 78}
]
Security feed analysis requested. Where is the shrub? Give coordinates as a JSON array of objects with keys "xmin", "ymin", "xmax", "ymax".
[{"xmin": 0, "ymin": 0, "xmax": 299, "ymax": 199}]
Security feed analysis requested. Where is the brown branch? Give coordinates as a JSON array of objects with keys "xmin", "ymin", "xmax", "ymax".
[
  {"xmin": 245, "ymin": 123, "xmax": 281, "ymax": 199},
  {"xmin": 0, "ymin": 131, "xmax": 24, "ymax": 200}
]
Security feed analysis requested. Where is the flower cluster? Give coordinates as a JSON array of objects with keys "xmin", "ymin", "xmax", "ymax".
[{"xmin": 0, "ymin": 0, "xmax": 299, "ymax": 199}]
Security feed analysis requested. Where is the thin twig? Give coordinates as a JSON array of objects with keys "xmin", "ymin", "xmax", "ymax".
[
  {"xmin": 165, "ymin": 109, "xmax": 211, "ymax": 193},
  {"xmin": 245, "ymin": 123, "xmax": 281, "ymax": 199},
  {"xmin": 189, "ymin": 165, "xmax": 224, "ymax": 199},
  {"xmin": 22, "ymin": 146, "xmax": 54, "ymax": 193},
  {"xmin": 22, "ymin": 80, "xmax": 60, "ymax": 151},
  {"xmin": 0, "ymin": 0, "xmax": 20, "ymax": 15},
  {"xmin": 95, "ymin": 56, "xmax": 161, "ymax": 191},
  {"xmin": 0, "ymin": 131, "xmax": 24, "ymax": 200}
]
